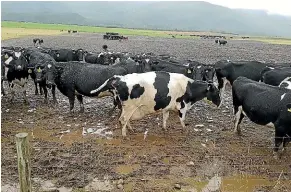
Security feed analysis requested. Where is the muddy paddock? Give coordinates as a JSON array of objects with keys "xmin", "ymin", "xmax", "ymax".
[{"xmin": 1, "ymin": 33, "xmax": 291, "ymax": 192}]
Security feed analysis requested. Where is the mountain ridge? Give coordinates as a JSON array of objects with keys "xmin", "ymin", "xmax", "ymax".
[{"xmin": 2, "ymin": 1, "xmax": 291, "ymax": 37}]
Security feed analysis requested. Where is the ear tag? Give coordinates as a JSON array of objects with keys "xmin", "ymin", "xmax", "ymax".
[
  {"xmin": 5, "ymin": 54, "xmax": 9, "ymax": 59},
  {"xmin": 187, "ymin": 69, "xmax": 192, "ymax": 73},
  {"xmin": 37, "ymin": 68, "xmax": 42, "ymax": 73},
  {"xmin": 28, "ymin": 69, "xmax": 32, "ymax": 73},
  {"xmin": 288, "ymin": 108, "xmax": 291, "ymax": 112}
]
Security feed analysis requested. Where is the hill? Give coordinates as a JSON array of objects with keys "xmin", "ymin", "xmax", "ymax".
[{"xmin": 2, "ymin": 1, "xmax": 291, "ymax": 37}]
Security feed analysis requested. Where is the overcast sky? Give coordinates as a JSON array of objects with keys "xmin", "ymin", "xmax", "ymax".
[{"xmin": 204, "ymin": 0, "xmax": 291, "ymax": 16}]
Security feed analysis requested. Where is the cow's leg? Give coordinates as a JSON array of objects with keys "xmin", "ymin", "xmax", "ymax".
[
  {"xmin": 43, "ymin": 85, "xmax": 48, "ymax": 104},
  {"xmin": 52, "ymin": 85, "xmax": 57, "ymax": 104},
  {"xmin": 34, "ymin": 80, "xmax": 39, "ymax": 95},
  {"xmin": 22, "ymin": 82, "xmax": 29, "ymax": 104},
  {"xmin": 162, "ymin": 110, "xmax": 170, "ymax": 131},
  {"xmin": 273, "ymin": 127, "xmax": 284, "ymax": 159},
  {"xmin": 68, "ymin": 93, "xmax": 75, "ymax": 113},
  {"xmin": 1, "ymin": 80, "xmax": 5, "ymax": 96},
  {"xmin": 39, "ymin": 83, "xmax": 43, "ymax": 95},
  {"xmin": 118, "ymin": 109, "xmax": 129, "ymax": 137},
  {"xmin": 9, "ymin": 82, "xmax": 15, "ymax": 103},
  {"xmin": 178, "ymin": 107, "xmax": 188, "ymax": 132},
  {"xmin": 76, "ymin": 94, "xmax": 84, "ymax": 113},
  {"xmin": 233, "ymin": 105, "xmax": 244, "ymax": 135}
]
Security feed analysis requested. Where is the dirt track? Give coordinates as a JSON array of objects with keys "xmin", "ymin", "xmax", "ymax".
[{"xmin": 1, "ymin": 33, "xmax": 291, "ymax": 192}]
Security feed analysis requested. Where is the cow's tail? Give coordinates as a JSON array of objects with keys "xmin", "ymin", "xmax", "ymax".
[{"xmin": 90, "ymin": 76, "xmax": 118, "ymax": 94}]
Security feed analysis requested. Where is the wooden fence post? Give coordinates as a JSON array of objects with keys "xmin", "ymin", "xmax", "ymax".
[{"xmin": 15, "ymin": 132, "xmax": 32, "ymax": 192}]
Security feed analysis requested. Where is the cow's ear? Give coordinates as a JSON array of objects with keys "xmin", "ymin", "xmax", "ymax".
[{"xmin": 287, "ymin": 103, "xmax": 291, "ymax": 113}]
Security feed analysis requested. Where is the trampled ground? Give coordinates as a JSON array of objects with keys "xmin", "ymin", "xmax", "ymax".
[{"xmin": 1, "ymin": 33, "xmax": 291, "ymax": 192}]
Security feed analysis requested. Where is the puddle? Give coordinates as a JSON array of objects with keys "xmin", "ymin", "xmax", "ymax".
[{"xmin": 115, "ymin": 164, "xmax": 141, "ymax": 175}]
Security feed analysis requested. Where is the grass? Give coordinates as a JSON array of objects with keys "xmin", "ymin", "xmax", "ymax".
[
  {"xmin": 1, "ymin": 27, "xmax": 64, "ymax": 40},
  {"xmin": 1, "ymin": 21, "xmax": 291, "ymax": 44},
  {"xmin": 1, "ymin": 21, "xmax": 198, "ymax": 39}
]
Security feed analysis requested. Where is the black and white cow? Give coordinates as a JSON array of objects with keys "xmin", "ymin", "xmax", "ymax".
[
  {"xmin": 261, "ymin": 67, "xmax": 291, "ymax": 86},
  {"xmin": 33, "ymin": 38, "xmax": 44, "ymax": 47},
  {"xmin": 279, "ymin": 77, "xmax": 291, "ymax": 90},
  {"xmin": 214, "ymin": 60, "xmax": 270, "ymax": 107},
  {"xmin": 90, "ymin": 71, "xmax": 221, "ymax": 137},
  {"xmin": 232, "ymin": 76, "xmax": 291, "ymax": 158},
  {"xmin": 3, "ymin": 51, "xmax": 29, "ymax": 103}
]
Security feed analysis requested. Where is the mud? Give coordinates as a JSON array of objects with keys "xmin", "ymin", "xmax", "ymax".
[{"xmin": 1, "ymin": 33, "xmax": 291, "ymax": 191}]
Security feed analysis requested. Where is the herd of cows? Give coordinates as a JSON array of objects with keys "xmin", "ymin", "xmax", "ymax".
[{"xmin": 1, "ymin": 41, "xmax": 291, "ymax": 159}]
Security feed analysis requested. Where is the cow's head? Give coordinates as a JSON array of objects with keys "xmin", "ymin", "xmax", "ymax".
[
  {"xmin": 9, "ymin": 52, "xmax": 28, "ymax": 71},
  {"xmin": 205, "ymin": 82, "xmax": 221, "ymax": 107},
  {"xmin": 73, "ymin": 49, "xmax": 84, "ymax": 61},
  {"xmin": 202, "ymin": 66, "xmax": 215, "ymax": 81},
  {"xmin": 34, "ymin": 63, "xmax": 56, "ymax": 88}
]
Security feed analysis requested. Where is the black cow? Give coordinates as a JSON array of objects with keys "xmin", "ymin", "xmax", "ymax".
[
  {"xmin": 232, "ymin": 76, "xmax": 291, "ymax": 159},
  {"xmin": 214, "ymin": 60, "xmax": 270, "ymax": 107},
  {"xmin": 24, "ymin": 50, "xmax": 58, "ymax": 103},
  {"xmin": 262, "ymin": 67, "xmax": 291, "ymax": 86},
  {"xmin": 219, "ymin": 39, "xmax": 227, "ymax": 45},
  {"xmin": 54, "ymin": 58, "xmax": 151, "ymax": 112},
  {"xmin": 148, "ymin": 58, "xmax": 196, "ymax": 79},
  {"xmin": 72, "ymin": 30, "xmax": 77, "ymax": 33},
  {"xmin": 3, "ymin": 51, "xmax": 29, "ymax": 103},
  {"xmin": 49, "ymin": 49, "xmax": 84, "ymax": 62}
]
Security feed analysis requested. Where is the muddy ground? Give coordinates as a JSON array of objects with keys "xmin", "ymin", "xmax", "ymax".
[{"xmin": 1, "ymin": 33, "xmax": 291, "ymax": 192}]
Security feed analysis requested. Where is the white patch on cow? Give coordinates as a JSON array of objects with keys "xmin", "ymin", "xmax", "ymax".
[
  {"xmin": 183, "ymin": 63, "xmax": 190, "ymax": 67},
  {"xmin": 14, "ymin": 52, "xmax": 21, "ymax": 58},
  {"xmin": 114, "ymin": 58, "xmax": 120, "ymax": 65},
  {"xmin": 227, "ymin": 59, "xmax": 230, "ymax": 62},
  {"xmin": 218, "ymin": 77, "xmax": 230, "ymax": 108},
  {"xmin": 56, "ymin": 53, "xmax": 60, "ymax": 57},
  {"xmin": 279, "ymin": 77, "xmax": 291, "ymax": 90},
  {"xmin": 266, "ymin": 122, "xmax": 275, "ymax": 128},
  {"xmin": 4, "ymin": 66, "xmax": 9, "ymax": 79},
  {"xmin": 145, "ymin": 59, "xmax": 150, "ymax": 63},
  {"xmin": 268, "ymin": 67, "xmax": 275, "ymax": 70},
  {"xmin": 197, "ymin": 65, "xmax": 201, "ymax": 69},
  {"xmin": 4, "ymin": 57, "xmax": 13, "ymax": 65},
  {"xmin": 47, "ymin": 64, "xmax": 52, "ymax": 69},
  {"xmin": 281, "ymin": 93, "xmax": 286, "ymax": 101},
  {"xmin": 98, "ymin": 52, "xmax": 104, "ymax": 57},
  {"xmin": 17, "ymin": 65, "xmax": 21, "ymax": 69}
]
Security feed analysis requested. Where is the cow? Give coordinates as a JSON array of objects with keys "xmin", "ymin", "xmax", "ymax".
[
  {"xmin": 3, "ymin": 51, "xmax": 29, "ymax": 103},
  {"xmin": 279, "ymin": 77, "xmax": 291, "ymax": 90},
  {"xmin": 232, "ymin": 76, "xmax": 291, "ymax": 159},
  {"xmin": 48, "ymin": 49, "xmax": 84, "ymax": 62},
  {"xmin": 214, "ymin": 60, "xmax": 271, "ymax": 107},
  {"xmin": 68, "ymin": 30, "xmax": 71, "ymax": 33},
  {"xmin": 24, "ymin": 50, "xmax": 58, "ymax": 103},
  {"xmin": 219, "ymin": 39, "xmax": 227, "ymax": 45},
  {"xmin": 1, "ymin": 51, "xmax": 15, "ymax": 95},
  {"xmin": 54, "ymin": 58, "xmax": 151, "ymax": 112},
  {"xmin": 261, "ymin": 67, "xmax": 291, "ymax": 86},
  {"xmin": 33, "ymin": 38, "xmax": 44, "ymax": 47},
  {"xmin": 72, "ymin": 30, "xmax": 77, "ymax": 33},
  {"xmin": 90, "ymin": 71, "xmax": 221, "ymax": 137}
]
